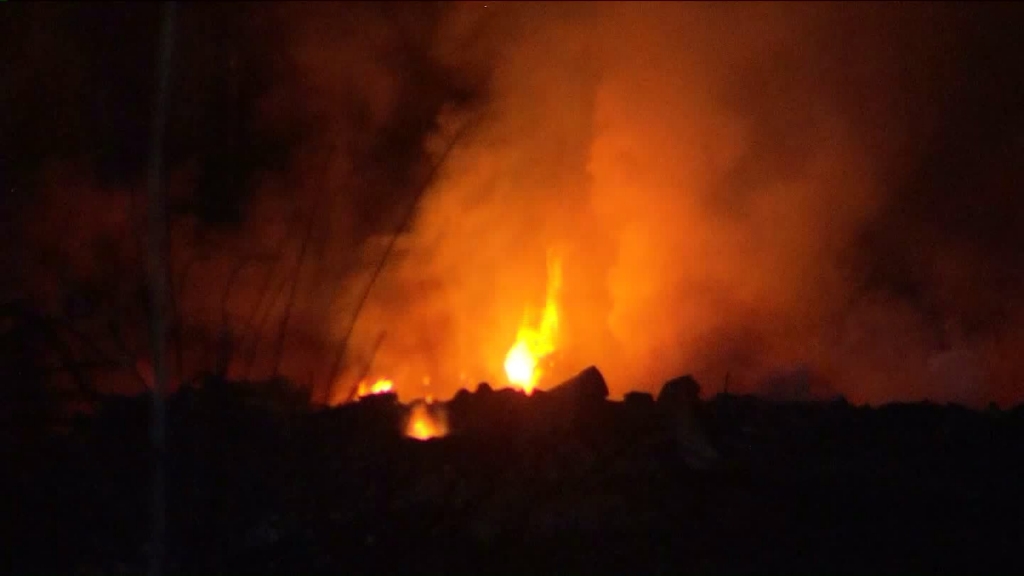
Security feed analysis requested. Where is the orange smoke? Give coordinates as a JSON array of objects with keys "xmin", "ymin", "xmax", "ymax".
[
  {"xmin": 341, "ymin": 2, "xmax": 1002, "ymax": 406},
  {"xmin": 12, "ymin": 3, "xmax": 1023, "ymax": 409}
]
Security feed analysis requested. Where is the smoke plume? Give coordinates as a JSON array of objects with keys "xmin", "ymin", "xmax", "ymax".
[
  {"xmin": 346, "ymin": 2, "xmax": 1024, "ymax": 406},
  {"xmin": 7, "ymin": 2, "xmax": 1023, "ymax": 406}
]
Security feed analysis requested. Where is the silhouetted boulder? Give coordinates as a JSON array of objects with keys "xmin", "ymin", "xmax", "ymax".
[
  {"xmin": 446, "ymin": 389, "xmax": 481, "ymax": 435},
  {"xmin": 547, "ymin": 366, "xmax": 609, "ymax": 403},
  {"xmin": 613, "ymin": 391, "xmax": 659, "ymax": 435},
  {"xmin": 494, "ymin": 386, "xmax": 526, "ymax": 404},
  {"xmin": 449, "ymin": 385, "xmax": 531, "ymax": 439},
  {"xmin": 624, "ymin": 391, "xmax": 655, "ymax": 407},
  {"xmin": 357, "ymin": 391, "xmax": 399, "ymax": 407},
  {"xmin": 657, "ymin": 374, "xmax": 701, "ymax": 406},
  {"xmin": 658, "ymin": 375, "xmax": 720, "ymax": 469}
]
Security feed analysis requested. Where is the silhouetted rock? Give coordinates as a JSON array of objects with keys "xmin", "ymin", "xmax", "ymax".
[
  {"xmin": 494, "ymin": 387, "xmax": 525, "ymax": 403},
  {"xmin": 9, "ymin": 371, "xmax": 1024, "ymax": 576},
  {"xmin": 624, "ymin": 391, "xmax": 655, "ymax": 407},
  {"xmin": 547, "ymin": 365, "xmax": 609, "ymax": 403},
  {"xmin": 657, "ymin": 374, "xmax": 701, "ymax": 406},
  {"xmin": 448, "ymin": 385, "xmax": 531, "ymax": 438},
  {"xmin": 657, "ymin": 375, "xmax": 719, "ymax": 469},
  {"xmin": 357, "ymin": 391, "xmax": 399, "ymax": 408}
]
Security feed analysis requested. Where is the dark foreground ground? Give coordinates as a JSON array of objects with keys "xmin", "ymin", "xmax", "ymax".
[{"xmin": 5, "ymin": 371, "xmax": 1024, "ymax": 575}]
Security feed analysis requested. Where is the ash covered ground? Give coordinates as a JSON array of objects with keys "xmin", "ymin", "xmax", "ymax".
[{"xmin": 5, "ymin": 367, "xmax": 1023, "ymax": 575}]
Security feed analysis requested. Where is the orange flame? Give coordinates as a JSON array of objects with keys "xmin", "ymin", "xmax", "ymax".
[
  {"xmin": 404, "ymin": 400, "xmax": 448, "ymax": 440},
  {"xmin": 504, "ymin": 253, "xmax": 562, "ymax": 394},
  {"xmin": 356, "ymin": 378, "xmax": 394, "ymax": 398}
]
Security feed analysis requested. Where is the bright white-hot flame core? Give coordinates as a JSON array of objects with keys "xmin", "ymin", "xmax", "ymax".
[
  {"xmin": 503, "ymin": 252, "xmax": 562, "ymax": 394},
  {"xmin": 356, "ymin": 378, "xmax": 393, "ymax": 398}
]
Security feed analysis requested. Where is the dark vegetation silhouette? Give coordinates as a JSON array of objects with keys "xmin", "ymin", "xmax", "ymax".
[{"xmin": 6, "ymin": 361, "xmax": 1024, "ymax": 575}]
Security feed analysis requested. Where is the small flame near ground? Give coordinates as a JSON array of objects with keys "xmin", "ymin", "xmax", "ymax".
[
  {"xmin": 504, "ymin": 252, "xmax": 563, "ymax": 395},
  {"xmin": 327, "ymin": 377, "xmax": 393, "ymax": 407},
  {"xmin": 404, "ymin": 398, "xmax": 449, "ymax": 440},
  {"xmin": 356, "ymin": 378, "xmax": 394, "ymax": 398}
]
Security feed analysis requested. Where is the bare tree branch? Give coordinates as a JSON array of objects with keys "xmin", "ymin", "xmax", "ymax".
[
  {"xmin": 269, "ymin": 215, "xmax": 315, "ymax": 379},
  {"xmin": 326, "ymin": 116, "xmax": 481, "ymax": 405},
  {"xmin": 242, "ymin": 265, "xmax": 292, "ymax": 380}
]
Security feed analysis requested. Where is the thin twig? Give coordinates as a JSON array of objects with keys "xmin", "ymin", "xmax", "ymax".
[
  {"xmin": 46, "ymin": 311, "xmax": 150, "ymax": 390},
  {"xmin": 242, "ymin": 260, "xmax": 293, "ymax": 379},
  {"xmin": 233, "ymin": 235, "xmax": 294, "ymax": 379},
  {"xmin": 269, "ymin": 141, "xmax": 340, "ymax": 385},
  {"xmin": 236, "ymin": 215, "xmax": 311, "ymax": 381},
  {"xmin": 219, "ymin": 252, "xmax": 275, "ymax": 338},
  {"xmin": 193, "ymin": 254, "xmax": 255, "ymax": 377},
  {"xmin": 171, "ymin": 250, "xmax": 205, "ymax": 381},
  {"xmin": 37, "ymin": 318, "xmax": 98, "ymax": 402},
  {"xmin": 360, "ymin": 331, "xmax": 388, "ymax": 379},
  {"xmin": 269, "ymin": 215, "xmax": 315, "ymax": 379},
  {"xmin": 327, "ymin": 117, "xmax": 479, "ymax": 404}
]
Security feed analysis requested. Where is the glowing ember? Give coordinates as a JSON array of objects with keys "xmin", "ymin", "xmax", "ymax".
[
  {"xmin": 503, "ymin": 253, "xmax": 562, "ymax": 394},
  {"xmin": 356, "ymin": 378, "xmax": 394, "ymax": 398},
  {"xmin": 404, "ymin": 400, "xmax": 448, "ymax": 440}
]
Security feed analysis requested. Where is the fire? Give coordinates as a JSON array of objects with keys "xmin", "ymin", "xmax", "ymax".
[
  {"xmin": 404, "ymin": 400, "xmax": 448, "ymax": 440},
  {"xmin": 356, "ymin": 378, "xmax": 394, "ymax": 398},
  {"xmin": 503, "ymin": 253, "xmax": 563, "ymax": 394}
]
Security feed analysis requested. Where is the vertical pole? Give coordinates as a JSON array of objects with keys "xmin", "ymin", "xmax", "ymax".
[{"xmin": 145, "ymin": 4, "xmax": 177, "ymax": 576}]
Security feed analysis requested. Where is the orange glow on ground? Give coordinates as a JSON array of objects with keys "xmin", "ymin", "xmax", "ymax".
[{"xmin": 404, "ymin": 400, "xmax": 449, "ymax": 440}]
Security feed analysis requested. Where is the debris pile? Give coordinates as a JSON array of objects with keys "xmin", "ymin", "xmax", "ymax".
[{"xmin": 5, "ymin": 367, "xmax": 1024, "ymax": 575}]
